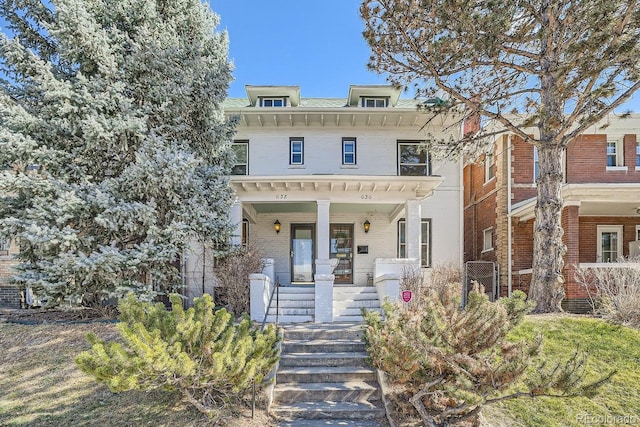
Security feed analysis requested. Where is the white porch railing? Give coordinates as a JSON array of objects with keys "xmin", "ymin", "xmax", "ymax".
[{"xmin": 373, "ymin": 258, "xmax": 420, "ymax": 303}]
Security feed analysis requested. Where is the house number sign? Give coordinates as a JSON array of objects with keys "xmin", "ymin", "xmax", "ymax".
[
  {"xmin": 360, "ymin": 194, "xmax": 373, "ymax": 200},
  {"xmin": 275, "ymin": 194, "xmax": 287, "ymax": 200}
]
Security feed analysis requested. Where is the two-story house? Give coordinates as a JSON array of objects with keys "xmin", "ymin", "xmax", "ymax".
[
  {"xmin": 182, "ymin": 85, "xmax": 463, "ymax": 322},
  {"xmin": 464, "ymin": 114, "xmax": 640, "ymax": 312}
]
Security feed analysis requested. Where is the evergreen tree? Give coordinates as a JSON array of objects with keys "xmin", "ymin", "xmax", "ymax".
[
  {"xmin": 0, "ymin": 0, "xmax": 236, "ymax": 306},
  {"xmin": 76, "ymin": 293, "xmax": 281, "ymax": 418},
  {"xmin": 361, "ymin": 0, "xmax": 640, "ymax": 312}
]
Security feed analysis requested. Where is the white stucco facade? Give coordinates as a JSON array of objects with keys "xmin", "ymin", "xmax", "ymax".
[{"xmin": 185, "ymin": 85, "xmax": 463, "ymax": 316}]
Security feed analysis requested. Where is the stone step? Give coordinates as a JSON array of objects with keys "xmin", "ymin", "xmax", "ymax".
[
  {"xmin": 269, "ymin": 308, "xmax": 315, "ymax": 316},
  {"xmin": 278, "ymin": 419, "xmax": 385, "ymax": 427},
  {"xmin": 274, "ymin": 381, "xmax": 380, "ymax": 403},
  {"xmin": 284, "ymin": 339, "xmax": 366, "ymax": 354},
  {"xmin": 333, "ymin": 315, "xmax": 368, "ymax": 323},
  {"xmin": 278, "ymin": 286, "xmax": 316, "ymax": 294},
  {"xmin": 283, "ymin": 323, "xmax": 364, "ymax": 340},
  {"xmin": 334, "ymin": 308, "xmax": 381, "ymax": 317},
  {"xmin": 265, "ymin": 315, "xmax": 314, "ymax": 323},
  {"xmin": 270, "ymin": 299, "xmax": 315, "ymax": 308},
  {"xmin": 280, "ymin": 352, "xmax": 369, "ymax": 367},
  {"xmin": 272, "ymin": 401, "xmax": 384, "ymax": 421},
  {"xmin": 277, "ymin": 366, "xmax": 377, "ymax": 383},
  {"xmin": 334, "ymin": 300, "xmax": 381, "ymax": 308}
]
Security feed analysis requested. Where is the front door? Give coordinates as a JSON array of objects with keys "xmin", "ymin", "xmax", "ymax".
[
  {"xmin": 291, "ymin": 224, "xmax": 315, "ymax": 283},
  {"xmin": 330, "ymin": 224, "xmax": 354, "ymax": 284}
]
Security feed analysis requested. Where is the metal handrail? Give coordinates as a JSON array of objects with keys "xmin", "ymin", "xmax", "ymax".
[
  {"xmin": 254, "ymin": 276, "xmax": 280, "ymax": 418},
  {"xmin": 261, "ymin": 277, "xmax": 280, "ymax": 330}
]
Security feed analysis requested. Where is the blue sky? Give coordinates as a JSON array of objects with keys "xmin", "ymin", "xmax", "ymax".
[{"xmin": 212, "ymin": 0, "xmax": 639, "ymax": 112}]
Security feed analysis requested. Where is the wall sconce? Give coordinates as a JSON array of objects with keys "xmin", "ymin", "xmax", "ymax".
[
  {"xmin": 274, "ymin": 220, "xmax": 281, "ymax": 234},
  {"xmin": 363, "ymin": 220, "xmax": 371, "ymax": 233}
]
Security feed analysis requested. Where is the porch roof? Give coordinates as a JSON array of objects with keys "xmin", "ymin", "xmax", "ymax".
[
  {"xmin": 511, "ymin": 183, "xmax": 640, "ymax": 221},
  {"xmin": 230, "ymin": 174, "xmax": 444, "ymax": 204}
]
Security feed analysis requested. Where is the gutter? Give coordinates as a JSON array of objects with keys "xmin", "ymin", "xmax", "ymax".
[{"xmin": 507, "ymin": 135, "xmax": 513, "ymax": 297}]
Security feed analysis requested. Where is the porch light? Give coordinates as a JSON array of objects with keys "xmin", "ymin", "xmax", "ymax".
[
  {"xmin": 363, "ymin": 220, "xmax": 371, "ymax": 233},
  {"xmin": 274, "ymin": 220, "xmax": 281, "ymax": 234}
]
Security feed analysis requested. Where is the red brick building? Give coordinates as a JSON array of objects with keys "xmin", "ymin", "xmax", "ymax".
[{"xmin": 464, "ymin": 115, "xmax": 640, "ymax": 312}]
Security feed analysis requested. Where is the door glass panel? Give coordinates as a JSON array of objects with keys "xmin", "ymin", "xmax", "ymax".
[
  {"xmin": 292, "ymin": 226, "xmax": 314, "ymax": 282},
  {"xmin": 330, "ymin": 224, "xmax": 353, "ymax": 284},
  {"xmin": 601, "ymin": 232, "xmax": 618, "ymax": 262}
]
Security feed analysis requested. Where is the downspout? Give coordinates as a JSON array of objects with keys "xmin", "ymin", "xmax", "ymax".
[{"xmin": 507, "ymin": 135, "xmax": 513, "ymax": 297}]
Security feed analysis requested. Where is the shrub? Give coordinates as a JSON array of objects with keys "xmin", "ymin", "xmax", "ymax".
[
  {"xmin": 574, "ymin": 258, "xmax": 640, "ymax": 327},
  {"xmin": 214, "ymin": 245, "xmax": 264, "ymax": 316},
  {"xmin": 75, "ymin": 293, "xmax": 280, "ymax": 418},
  {"xmin": 363, "ymin": 283, "xmax": 611, "ymax": 427}
]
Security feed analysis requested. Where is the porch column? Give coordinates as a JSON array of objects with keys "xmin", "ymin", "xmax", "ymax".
[
  {"xmin": 230, "ymin": 198, "xmax": 243, "ymax": 247},
  {"xmin": 563, "ymin": 202, "xmax": 581, "ymax": 300},
  {"xmin": 315, "ymin": 199, "xmax": 333, "ymax": 322},
  {"xmin": 316, "ymin": 199, "xmax": 331, "ymax": 260},
  {"xmin": 406, "ymin": 199, "xmax": 422, "ymax": 260}
]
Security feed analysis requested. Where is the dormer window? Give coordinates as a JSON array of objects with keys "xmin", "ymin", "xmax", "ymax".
[
  {"xmin": 259, "ymin": 97, "xmax": 287, "ymax": 107},
  {"xmin": 361, "ymin": 97, "xmax": 388, "ymax": 108}
]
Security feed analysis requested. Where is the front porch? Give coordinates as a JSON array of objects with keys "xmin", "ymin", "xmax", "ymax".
[{"xmin": 250, "ymin": 257, "xmax": 419, "ymax": 323}]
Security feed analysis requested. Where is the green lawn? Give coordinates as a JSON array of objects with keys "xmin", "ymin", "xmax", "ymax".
[{"xmin": 484, "ymin": 314, "xmax": 640, "ymax": 427}]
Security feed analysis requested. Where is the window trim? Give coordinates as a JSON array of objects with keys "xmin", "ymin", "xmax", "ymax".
[
  {"xmin": 231, "ymin": 140, "xmax": 249, "ymax": 175},
  {"xmin": 259, "ymin": 97, "xmax": 287, "ymax": 107},
  {"xmin": 397, "ymin": 218, "xmax": 432, "ymax": 267},
  {"xmin": 636, "ymin": 140, "xmax": 640, "ymax": 169},
  {"xmin": 290, "ymin": 137, "xmax": 304, "ymax": 165},
  {"xmin": 242, "ymin": 219, "xmax": 249, "ymax": 247},
  {"xmin": 484, "ymin": 148, "xmax": 495, "ymax": 183},
  {"xmin": 361, "ymin": 97, "xmax": 388, "ymax": 108},
  {"xmin": 482, "ymin": 227, "xmax": 494, "ymax": 253},
  {"xmin": 596, "ymin": 225, "xmax": 623, "ymax": 263},
  {"xmin": 397, "ymin": 141, "xmax": 431, "ymax": 176},
  {"xmin": 606, "ymin": 139, "xmax": 625, "ymax": 169},
  {"xmin": 342, "ymin": 138, "xmax": 356, "ymax": 165}
]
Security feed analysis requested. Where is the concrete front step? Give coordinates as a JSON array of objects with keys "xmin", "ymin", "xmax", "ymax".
[
  {"xmin": 283, "ymin": 323, "xmax": 363, "ymax": 340},
  {"xmin": 272, "ymin": 401, "xmax": 385, "ymax": 420},
  {"xmin": 334, "ymin": 299, "xmax": 381, "ymax": 308},
  {"xmin": 269, "ymin": 308, "xmax": 315, "ymax": 316},
  {"xmin": 272, "ymin": 299, "xmax": 315, "ymax": 308},
  {"xmin": 278, "ymin": 419, "xmax": 385, "ymax": 427},
  {"xmin": 280, "ymin": 351, "xmax": 369, "ymax": 367},
  {"xmin": 277, "ymin": 366, "xmax": 377, "ymax": 383},
  {"xmin": 284, "ymin": 339, "xmax": 366, "ymax": 354},
  {"xmin": 273, "ymin": 381, "xmax": 380, "ymax": 403},
  {"xmin": 334, "ymin": 307, "xmax": 381, "ymax": 317},
  {"xmin": 265, "ymin": 315, "xmax": 314, "ymax": 323}
]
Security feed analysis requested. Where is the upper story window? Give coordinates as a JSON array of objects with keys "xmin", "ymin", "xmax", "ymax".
[
  {"xmin": 342, "ymin": 138, "xmax": 356, "ymax": 165},
  {"xmin": 636, "ymin": 140, "xmax": 640, "ymax": 167},
  {"xmin": 231, "ymin": 140, "xmax": 248, "ymax": 175},
  {"xmin": 484, "ymin": 148, "xmax": 495, "ymax": 182},
  {"xmin": 606, "ymin": 139, "xmax": 624, "ymax": 168},
  {"xmin": 259, "ymin": 97, "xmax": 287, "ymax": 107},
  {"xmin": 398, "ymin": 218, "xmax": 431, "ymax": 267},
  {"xmin": 361, "ymin": 97, "xmax": 387, "ymax": 108},
  {"xmin": 290, "ymin": 138, "xmax": 304, "ymax": 165},
  {"xmin": 398, "ymin": 141, "xmax": 430, "ymax": 176}
]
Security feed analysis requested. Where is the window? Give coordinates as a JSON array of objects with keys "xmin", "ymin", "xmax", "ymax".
[
  {"xmin": 398, "ymin": 141, "xmax": 430, "ymax": 176},
  {"xmin": 342, "ymin": 138, "xmax": 356, "ymax": 165},
  {"xmin": 597, "ymin": 225, "xmax": 623, "ymax": 262},
  {"xmin": 398, "ymin": 219, "xmax": 431, "ymax": 267},
  {"xmin": 636, "ymin": 225, "xmax": 640, "ymax": 241},
  {"xmin": 242, "ymin": 219, "xmax": 249, "ymax": 247},
  {"xmin": 606, "ymin": 141, "xmax": 618, "ymax": 166},
  {"xmin": 231, "ymin": 141, "xmax": 248, "ymax": 175},
  {"xmin": 0, "ymin": 238, "xmax": 9, "ymax": 256},
  {"xmin": 290, "ymin": 138, "xmax": 304, "ymax": 165},
  {"xmin": 361, "ymin": 97, "xmax": 387, "ymax": 107},
  {"xmin": 259, "ymin": 97, "xmax": 286, "ymax": 107},
  {"xmin": 533, "ymin": 146, "xmax": 540, "ymax": 182},
  {"xmin": 483, "ymin": 228, "xmax": 493, "ymax": 252},
  {"xmin": 636, "ymin": 140, "xmax": 640, "ymax": 167},
  {"xmin": 484, "ymin": 148, "xmax": 495, "ymax": 182}
]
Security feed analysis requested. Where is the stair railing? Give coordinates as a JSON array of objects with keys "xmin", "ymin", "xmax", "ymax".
[{"xmin": 254, "ymin": 276, "xmax": 280, "ymax": 418}]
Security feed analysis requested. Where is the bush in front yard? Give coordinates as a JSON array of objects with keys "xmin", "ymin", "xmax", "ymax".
[
  {"xmin": 75, "ymin": 293, "xmax": 280, "ymax": 419},
  {"xmin": 574, "ymin": 259, "xmax": 640, "ymax": 327},
  {"xmin": 214, "ymin": 245, "xmax": 264, "ymax": 316},
  {"xmin": 363, "ymin": 283, "xmax": 612, "ymax": 427}
]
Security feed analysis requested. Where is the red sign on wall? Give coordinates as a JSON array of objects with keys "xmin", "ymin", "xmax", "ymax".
[{"xmin": 401, "ymin": 290, "xmax": 413, "ymax": 303}]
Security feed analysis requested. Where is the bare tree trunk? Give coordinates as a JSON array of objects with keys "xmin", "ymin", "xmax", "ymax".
[{"xmin": 529, "ymin": 142, "xmax": 566, "ymax": 312}]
